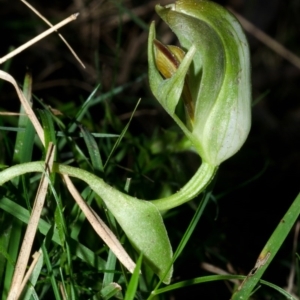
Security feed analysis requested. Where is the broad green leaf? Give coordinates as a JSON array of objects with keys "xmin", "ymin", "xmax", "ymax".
[{"xmin": 0, "ymin": 162, "xmax": 173, "ymax": 284}]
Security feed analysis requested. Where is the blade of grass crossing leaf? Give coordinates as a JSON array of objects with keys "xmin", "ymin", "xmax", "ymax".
[
  {"xmin": 124, "ymin": 254, "xmax": 143, "ymax": 300},
  {"xmin": 232, "ymin": 193, "xmax": 300, "ymax": 300},
  {"xmin": 104, "ymin": 99, "xmax": 141, "ymax": 169},
  {"xmin": 80, "ymin": 125, "xmax": 103, "ymax": 173}
]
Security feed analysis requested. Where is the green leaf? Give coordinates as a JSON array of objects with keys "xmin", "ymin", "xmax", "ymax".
[{"xmin": 0, "ymin": 162, "xmax": 173, "ymax": 284}]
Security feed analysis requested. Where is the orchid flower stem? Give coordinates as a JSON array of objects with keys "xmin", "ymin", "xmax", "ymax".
[
  {"xmin": 151, "ymin": 161, "xmax": 217, "ymax": 210},
  {"xmin": 0, "ymin": 161, "xmax": 216, "ymax": 211}
]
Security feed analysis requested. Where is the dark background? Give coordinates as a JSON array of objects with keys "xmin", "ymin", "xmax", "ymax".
[{"xmin": 0, "ymin": 0, "xmax": 300, "ymax": 298}]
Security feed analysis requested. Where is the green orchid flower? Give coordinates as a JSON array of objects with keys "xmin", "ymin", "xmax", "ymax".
[{"xmin": 148, "ymin": 0, "xmax": 251, "ymax": 167}]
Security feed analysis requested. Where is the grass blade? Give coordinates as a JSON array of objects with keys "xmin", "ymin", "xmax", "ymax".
[
  {"xmin": 124, "ymin": 254, "xmax": 143, "ymax": 300},
  {"xmin": 232, "ymin": 193, "xmax": 300, "ymax": 299}
]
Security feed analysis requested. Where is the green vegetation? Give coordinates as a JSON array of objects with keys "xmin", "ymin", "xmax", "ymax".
[{"xmin": 0, "ymin": 0, "xmax": 299, "ymax": 299}]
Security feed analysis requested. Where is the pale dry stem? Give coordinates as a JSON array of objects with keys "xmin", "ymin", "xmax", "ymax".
[
  {"xmin": 20, "ymin": 0, "xmax": 85, "ymax": 68},
  {"xmin": 7, "ymin": 144, "xmax": 55, "ymax": 300},
  {"xmin": 0, "ymin": 13, "xmax": 79, "ymax": 65}
]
